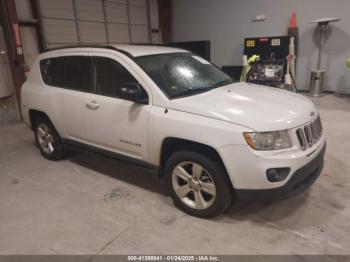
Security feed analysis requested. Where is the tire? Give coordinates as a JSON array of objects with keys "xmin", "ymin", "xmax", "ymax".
[
  {"xmin": 164, "ymin": 150, "xmax": 233, "ymax": 218},
  {"xmin": 34, "ymin": 117, "xmax": 64, "ymax": 160}
]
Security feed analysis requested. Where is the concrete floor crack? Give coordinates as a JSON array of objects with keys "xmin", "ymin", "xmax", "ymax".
[{"xmin": 87, "ymin": 226, "xmax": 130, "ymax": 261}]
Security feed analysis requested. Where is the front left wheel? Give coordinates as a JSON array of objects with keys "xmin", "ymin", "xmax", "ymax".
[
  {"xmin": 34, "ymin": 117, "xmax": 64, "ymax": 160},
  {"xmin": 164, "ymin": 150, "xmax": 233, "ymax": 218}
]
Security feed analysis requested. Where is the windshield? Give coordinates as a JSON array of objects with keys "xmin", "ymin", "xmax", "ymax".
[{"xmin": 135, "ymin": 53, "xmax": 234, "ymax": 99}]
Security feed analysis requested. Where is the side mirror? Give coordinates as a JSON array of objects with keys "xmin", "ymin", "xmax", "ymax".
[{"xmin": 120, "ymin": 82, "xmax": 148, "ymax": 104}]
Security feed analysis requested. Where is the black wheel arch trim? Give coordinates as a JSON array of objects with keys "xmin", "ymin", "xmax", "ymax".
[{"xmin": 159, "ymin": 137, "xmax": 228, "ymax": 178}]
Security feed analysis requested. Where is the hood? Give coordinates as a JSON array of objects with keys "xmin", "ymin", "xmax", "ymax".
[{"xmin": 168, "ymin": 82, "xmax": 317, "ymax": 131}]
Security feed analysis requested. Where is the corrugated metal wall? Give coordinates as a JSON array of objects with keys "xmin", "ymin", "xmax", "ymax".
[{"xmin": 38, "ymin": 0, "xmax": 150, "ymax": 49}]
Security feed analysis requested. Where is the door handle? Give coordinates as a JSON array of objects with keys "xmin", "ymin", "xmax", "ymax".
[{"xmin": 86, "ymin": 101, "xmax": 100, "ymax": 109}]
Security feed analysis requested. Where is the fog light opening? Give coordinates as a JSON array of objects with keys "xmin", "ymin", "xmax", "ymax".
[{"xmin": 266, "ymin": 168, "xmax": 290, "ymax": 182}]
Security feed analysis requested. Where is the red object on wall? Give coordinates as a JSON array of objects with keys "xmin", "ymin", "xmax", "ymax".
[
  {"xmin": 12, "ymin": 23, "xmax": 22, "ymax": 47},
  {"xmin": 290, "ymin": 12, "xmax": 298, "ymax": 28},
  {"xmin": 259, "ymin": 38, "xmax": 269, "ymax": 42},
  {"xmin": 12, "ymin": 23, "xmax": 23, "ymax": 55}
]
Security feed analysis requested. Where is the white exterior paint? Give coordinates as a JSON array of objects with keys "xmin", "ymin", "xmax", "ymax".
[
  {"xmin": 168, "ymin": 83, "xmax": 318, "ymax": 132},
  {"xmin": 21, "ymin": 45, "xmax": 326, "ymax": 190}
]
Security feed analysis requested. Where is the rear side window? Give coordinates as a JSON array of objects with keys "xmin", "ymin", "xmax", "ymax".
[{"xmin": 40, "ymin": 56, "xmax": 91, "ymax": 92}]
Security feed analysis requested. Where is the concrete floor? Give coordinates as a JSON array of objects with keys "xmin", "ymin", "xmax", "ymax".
[
  {"xmin": 0, "ymin": 96, "xmax": 21, "ymax": 125},
  {"xmin": 0, "ymin": 94, "xmax": 350, "ymax": 255}
]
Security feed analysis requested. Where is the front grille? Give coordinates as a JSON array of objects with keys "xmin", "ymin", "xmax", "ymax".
[{"xmin": 296, "ymin": 116, "xmax": 323, "ymax": 150}]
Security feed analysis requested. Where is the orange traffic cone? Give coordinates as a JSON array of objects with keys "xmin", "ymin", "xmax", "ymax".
[
  {"xmin": 288, "ymin": 11, "xmax": 299, "ymax": 80},
  {"xmin": 290, "ymin": 12, "xmax": 298, "ymax": 28}
]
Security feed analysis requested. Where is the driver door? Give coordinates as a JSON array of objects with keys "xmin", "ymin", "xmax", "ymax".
[{"xmin": 83, "ymin": 52, "xmax": 150, "ymax": 161}]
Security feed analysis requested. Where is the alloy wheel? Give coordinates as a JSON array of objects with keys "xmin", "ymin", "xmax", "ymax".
[
  {"xmin": 36, "ymin": 123, "xmax": 55, "ymax": 154},
  {"xmin": 172, "ymin": 161, "xmax": 216, "ymax": 210}
]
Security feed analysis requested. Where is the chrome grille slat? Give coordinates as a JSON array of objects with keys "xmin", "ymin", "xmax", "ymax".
[
  {"xmin": 296, "ymin": 128, "xmax": 307, "ymax": 150},
  {"xmin": 315, "ymin": 121, "xmax": 320, "ymax": 139},
  {"xmin": 310, "ymin": 122, "xmax": 317, "ymax": 143},
  {"xmin": 316, "ymin": 119, "xmax": 322, "ymax": 138},
  {"xmin": 314, "ymin": 120, "xmax": 319, "ymax": 139},
  {"xmin": 296, "ymin": 116, "xmax": 323, "ymax": 151},
  {"xmin": 317, "ymin": 116, "xmax": 323, "ymax": 136},
  {"xmin": 315, "ymin": 123, "xmax": 320, "ymax": 139},
  {"xmin": 304, "ymin": 125, "xmax": 313, "ymax": 147},
  {"xmin": 309, "ymin": 123, "xmax": 314, "ymax": 142}
]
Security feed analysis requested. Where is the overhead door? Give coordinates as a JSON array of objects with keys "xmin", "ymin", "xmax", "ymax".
[{"xmin": 38, "ymin": 0, "xmax": 150, "ymax": 49}]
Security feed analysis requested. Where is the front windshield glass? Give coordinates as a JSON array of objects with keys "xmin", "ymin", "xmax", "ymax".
[{"xmin": 135, "ymin": 53, "xmax": 234, "ymax": 99}]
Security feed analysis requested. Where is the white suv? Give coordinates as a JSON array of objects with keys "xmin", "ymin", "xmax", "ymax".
[{"xmin": 21, "ymin": 45, "xmax": 326, "ymax": 217}]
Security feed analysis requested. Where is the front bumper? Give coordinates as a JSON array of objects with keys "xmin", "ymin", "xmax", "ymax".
[{"xmin": 235, "ymin": 142, "xmax": 326, "ymax": 201}]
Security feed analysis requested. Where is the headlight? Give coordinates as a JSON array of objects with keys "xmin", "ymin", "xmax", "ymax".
[{"xmin": 243, "ymin": 130, "xmax": 292, "ymax": 151}]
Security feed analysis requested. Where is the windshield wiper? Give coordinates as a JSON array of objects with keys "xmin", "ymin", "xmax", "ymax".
[{"xmin": 172, "ymin": 87, "xmax": 211, "ymax": 98}]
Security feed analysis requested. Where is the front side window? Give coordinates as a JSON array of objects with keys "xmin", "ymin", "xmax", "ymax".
[
  {"xmin": 40, "ymin": 56, "xmax": 91, "ymax": 92},
  {"xmin": 135, "ymin": 53, "xmax": 234, "ymax": 99},
  {"xmin": 92, "ymin": 56, "xmax": 146, "ymax": 99}
]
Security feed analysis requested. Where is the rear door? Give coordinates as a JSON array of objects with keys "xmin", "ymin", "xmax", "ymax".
[
  {"xmin": 82, "ymin": 52, "xmax": 150, "ymax": 161},
  {"xmin": 40, "ymin": 54, "xmax": 91, "ymax": 140}
]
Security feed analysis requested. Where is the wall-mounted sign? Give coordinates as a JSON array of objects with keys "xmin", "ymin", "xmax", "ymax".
[
  {"xmin": 271, "ymin": 39, "xmax": 281, "ymax": 46},
  {"xmin": 246, "ymin": 40, "xmax": 255, "ymax": 48}
]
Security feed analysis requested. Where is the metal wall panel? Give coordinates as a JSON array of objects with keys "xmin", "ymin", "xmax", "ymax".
[
  {"xmin": 46, "ymin": 43, "xmax": 71, "ymax": 49},
  {"xmin": 149, "ymin": 0, "xmax": 159, "ymax": 29},
  {"xmin": 131, "ymin": 25, "xmax": 149, "ymax": 43},
  {"xmin": 108, "ymin": 0, "xmax": 127, "ymax": 3},
  {"xmin": 129, "ymin": 5, "xmax": 148, "ymax": 25},
  {"xmin": 15, "ymin": 0, "xmax": 34, "ymax": 21},
  {"xmin": 78, "ymin": 21, "xmax": 107, "ymax": 43},
  {"xmin": 105, "ymin": 2, "xmax": 128, "ymax": 23},
  {"xmin": 75, "ymin": 0, "xmax": 105, "ymax": 22},
  {"xmin": 42, "ymin": 18, "xmax": 78, "ymax": 44},
  {"xmin": 38, "ymin": 0, "xmax": 151, "ymax": 48},
  {"xmin": 20, "ymin": 27, "xmax": 40, "ymax": 68},
  {"xmin": 129, "ymin": 0, "xmax": 147, "ymax": 7},
  {"xmin": 39, "ymin": 0, "xmax": 75, "ymax": 19},
  {"xmin": 108, "ymin": 23, "xmax": 130, "ymax": 43}
]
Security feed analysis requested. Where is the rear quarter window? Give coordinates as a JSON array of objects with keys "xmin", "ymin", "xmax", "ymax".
[{"xmin": 40, "ymin": 57, "xmax": 62, "ymax": 86}]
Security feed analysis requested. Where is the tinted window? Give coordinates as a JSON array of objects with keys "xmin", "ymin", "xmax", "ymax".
[
  {"xmin": 40, "ymin": 56, "xmax": 91, "ymax": 92},
  {"xmin": 92, "ymin": 57, "xmax": 139, "ymax": 98},
  {"xmin": 40, "ymin": 57, "xmax": 62, "ymax": 86}
]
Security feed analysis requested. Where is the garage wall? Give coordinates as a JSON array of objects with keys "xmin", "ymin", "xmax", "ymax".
[
  {"xmin": 39, "ymin": 0, "xmax": 151, "ymax": 49},
  {"xmin": 171, "ymin": 0, "xmax": 350, "ymax": 92}
]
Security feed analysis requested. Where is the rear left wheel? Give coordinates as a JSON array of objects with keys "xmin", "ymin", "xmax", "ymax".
[{"xmin": 34, "ymin": 117, "xmax": 64, "ymax": 160}]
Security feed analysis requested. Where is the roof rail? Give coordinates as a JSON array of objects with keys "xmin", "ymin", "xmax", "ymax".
[
  {"xmin": 43, "ymin": 45, "xmax": 134, "ymax": 58},
  {"xmin": 132, "ymin": 43, "xmax": 167, "ymax": 46}
]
